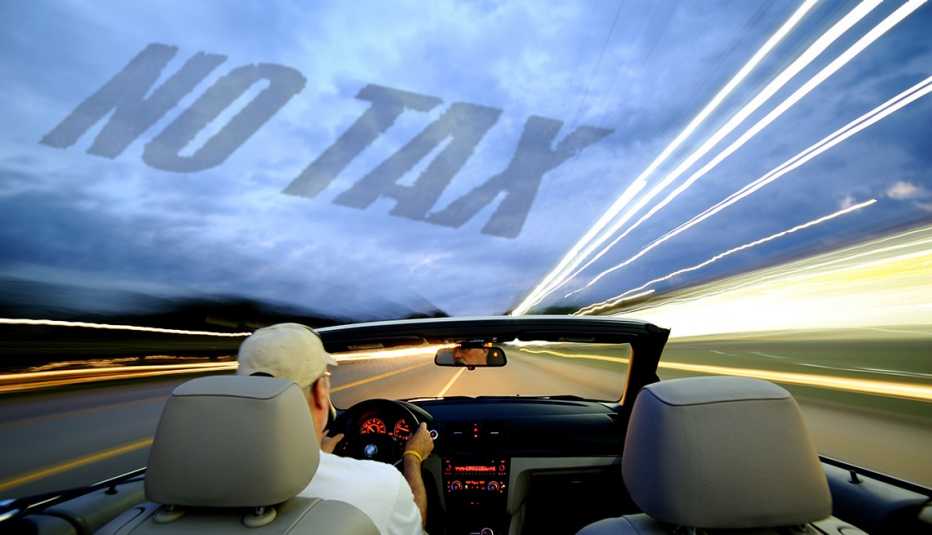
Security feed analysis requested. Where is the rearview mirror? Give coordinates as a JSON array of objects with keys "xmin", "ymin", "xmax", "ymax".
[{"xmin": 435, "ymin": 346, "xmax": 507, "ymax": 369}]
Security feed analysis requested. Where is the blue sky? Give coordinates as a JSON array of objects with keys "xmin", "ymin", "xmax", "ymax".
[{"xmin": 1, "ymin": 0, "xmax": 930, "ymax": 320}]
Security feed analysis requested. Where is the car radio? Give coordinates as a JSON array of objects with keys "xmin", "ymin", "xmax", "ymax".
[{"xmin": 442, "ymin": 457, "xmax": 508, "ymax": 496}]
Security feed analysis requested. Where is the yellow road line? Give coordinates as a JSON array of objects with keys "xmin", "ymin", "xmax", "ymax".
[
  {"xmin": 522, "ymin": 349, "xmax": 932, "ymax": 402},
  {"xmin": 436, "ymin": 368, "xmax": 466, "ymax": 397},
  {"xmin": 0, "ymin": 437, "xmax": 153, "ymax": 493},
  {"xmin": 331, "ymin": 361, "xmax": 432, "ymax": 393}
]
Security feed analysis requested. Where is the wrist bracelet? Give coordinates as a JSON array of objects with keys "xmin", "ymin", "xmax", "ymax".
[{"xmin": 403, "ymin": 450, "xmax": 423, "ymax": 463}]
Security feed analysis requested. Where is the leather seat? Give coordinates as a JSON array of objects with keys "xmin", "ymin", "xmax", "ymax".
[
  {"xmin": 97, "ymin": 375, "xmax": 378, "ymax": 534},
  {"xmin": 578, "ymin": 376, "xmax": 865, "ymax": 535}
]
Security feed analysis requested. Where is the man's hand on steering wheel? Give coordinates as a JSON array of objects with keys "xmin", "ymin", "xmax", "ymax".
[
  {"xmin": 322, "ymin": 432, "xmax": 344, "ymax": 454},
  {"xmin": 403, "ymin": 422, "xmax": 434, "ymax": 462}
]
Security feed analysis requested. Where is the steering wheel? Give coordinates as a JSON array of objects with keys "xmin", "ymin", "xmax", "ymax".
[{"xmin": 328, "ymin": 399, "xmax": 428, "ymax": 465}]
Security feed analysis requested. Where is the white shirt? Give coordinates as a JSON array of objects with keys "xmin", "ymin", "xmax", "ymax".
[{"xmin": 300, "ymin": 452, "xmax": 423, "ymax": 535}]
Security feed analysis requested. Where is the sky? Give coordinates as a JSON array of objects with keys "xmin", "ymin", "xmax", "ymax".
[{"xmin": 0, "ymin": 0, "xmax": 930, "ymax": 322}]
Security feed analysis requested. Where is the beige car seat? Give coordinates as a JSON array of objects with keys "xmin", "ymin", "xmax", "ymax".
[
  {"xmin": 577, "ymin": 376, "xmax": 865, "ymax": 535},
  {"xmin": 97, "ymin": 375, "xmax": 378, "ymax": 535}
]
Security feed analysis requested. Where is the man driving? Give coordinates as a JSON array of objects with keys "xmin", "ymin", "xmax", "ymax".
[{"xmin": 236, "ymin": 323, "xmax": 434, "ymax": 534}]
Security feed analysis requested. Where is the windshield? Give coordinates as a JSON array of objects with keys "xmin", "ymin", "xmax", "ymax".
[
  {"xmin": 1, "ymin": 0, "xmax": 931, "ymax": 498},
  {"xmin": 329, "ymin": 341, "xmax": 633, "ymax": 408}
]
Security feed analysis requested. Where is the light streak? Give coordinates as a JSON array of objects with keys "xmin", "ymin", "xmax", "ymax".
[
  {"xmin": 521, "ymin": 348, "xmax": 932, "ymax": 402},
  {"xmin": 0, "ymin": 318, "xmax": 252, "ymax": 337},
  {"xmin": 0, "ymin": 361, "xmax": 238, "ymax": 381},
  {"xmin": 0, "ymin": 365, "xmax": 238, "ymax": 394},
  {"xmin": 572, "ymin": 199, "xmax": 877, "ymax": 314},
  {"xmin": 333, "ymin": 344, "xmax": 455, "ymax": 361},
  {"xmin": 621, "ymin": 226, "xmax": 932, "ymax": 312},
  {"xmin": 576, "ymin": 74, "xmax": 932, "ymax": 294},
  {"xmin": 558, "ymin": 0, "xmax": 926, "ymax": 296},
  {"xmin": 517, "ymin": 0, "xmax": 882, "ymax": 311},
  {"xmin": 0, "ymin": 344, "xmax": 446, "ymax": 394},
  {"xmin": 612, "ymin": 229, "xmax": 932, "ymax": 337},
  {"xmin": 573, "ymin": 289, "xmax": 656, "ymax": 312},
  {"xmin": 510, "ymin": 0, "xmax": 820, "ymax": 315}
]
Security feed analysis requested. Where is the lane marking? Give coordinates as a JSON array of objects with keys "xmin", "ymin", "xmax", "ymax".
[
  {"xmin": 331, "ymin": 361, "xmax": 432, "ymax": 393},
  {"xmin": 710, "ymin": 350, "xmax": 738, "ymax": 357},
  {"xmin": 0, "ymin": 437, "xmax": 153, "ymax": 493},
  {"xmin": 752, "ymin": 351, "xmax": 789, "ymax": 360},
  {"xmin": 523, "ymin": 350, "xmax": 932, "ymax": 401},
  {"xmin": 435, "ymin": 368, "xmax": 466, "ymax": 398}
]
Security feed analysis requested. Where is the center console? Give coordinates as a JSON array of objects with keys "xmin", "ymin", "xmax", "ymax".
[{"xmin": 441, "ymin": 457, "xmax": 509, "ymax": 535}]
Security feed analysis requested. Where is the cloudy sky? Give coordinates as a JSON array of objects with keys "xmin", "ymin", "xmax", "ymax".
[{"xmin": 1, "ymin": 0, "xmax": 930, "ymax": 321}]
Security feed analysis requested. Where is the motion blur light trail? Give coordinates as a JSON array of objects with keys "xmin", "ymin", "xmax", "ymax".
[
  {"xmin": 0, "ymin": 363, "xmax": 238, "ymax": 394},
  {"xmin": 514, "ymin": 0, "xmax": 904, "ymax": 312},
  {"xmin": 572, "ymin": 198, "xmax": 877, "ymax": 309},
  {"xmin": 0, "ymin": 318, "xmax": 252, "ymax": 337},
  {"xmin": 574, "ymin": 74, "xmax": 932, "ymax": 296},
  {"xmin": 523, "ymin": 348, "xmax": 932, "ymax": 402},
  {"xmin": 609, "ymin": 225, "xmax": 932, "ymax": 336},
  {"xmin": 557, "ymin": 0, "xmax": 928, "ymax": 298},
  {"xmin": 510, "ymin": 0, "xmax": 823, "ymax": 315},
  {"xmin": 541, "ymin": 0, "xmax": 908, "ymax": 304},
  {"xmin": 334, "ymin": 344, "xmax": 455, "ymax": 361},
  {"xmin": 0, "ymin": 344, "xmax": 447, "ymax": 394}
]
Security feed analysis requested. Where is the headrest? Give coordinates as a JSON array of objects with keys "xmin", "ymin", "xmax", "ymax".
[
  {"xmin": 622, "ymin": 377, "xmax": 831, "ymax": 529},
  {"xmin": 146, "ymin": 375, "xmax": 320, "ymax": 507}
]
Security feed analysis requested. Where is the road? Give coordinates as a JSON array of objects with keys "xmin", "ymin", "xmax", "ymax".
[{"xmin": 1, "ymin": 341, "xmax": 930, "ymax": 499}]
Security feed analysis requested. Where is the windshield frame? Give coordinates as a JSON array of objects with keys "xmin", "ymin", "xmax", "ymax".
[{"xmin": 319, "ymin": 315, "xmax": 670, "ymax": 406}]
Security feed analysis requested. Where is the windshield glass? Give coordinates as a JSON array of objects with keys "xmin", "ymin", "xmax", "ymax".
[
  {"xmin": 1, "ymin": 0, "xmax": 930, "ymax": 498},
  {"xmin": 330, "ymin": 341, "xmax": 633, "ymax": 408}
]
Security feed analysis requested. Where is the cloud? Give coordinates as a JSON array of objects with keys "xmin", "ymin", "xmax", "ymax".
[
  {"xmin": 1, "ymin": 1, "xmax": 932, "ymax": 320},
  {"xmin": 886, "ymin": 180, "xmax": 927, "ymax": 200}
]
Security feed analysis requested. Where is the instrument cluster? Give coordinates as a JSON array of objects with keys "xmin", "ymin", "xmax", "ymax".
[{"xmin": 359, "ymin": 415, "xmax": 412, "ymax": 442}]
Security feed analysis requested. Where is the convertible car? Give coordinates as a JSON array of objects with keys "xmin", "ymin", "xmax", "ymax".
[{"xmin": 1, "ymin": 316, "xmax": 930, "ymax": 534}]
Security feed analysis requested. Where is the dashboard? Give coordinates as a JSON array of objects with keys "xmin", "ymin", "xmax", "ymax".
[
  {"xmin": 341, "ymin": 396, "xmax": 629, "ymax": 535},
  {"xmin": 425, "ymin": 397, "xmax": 628, "ymax": 535}
]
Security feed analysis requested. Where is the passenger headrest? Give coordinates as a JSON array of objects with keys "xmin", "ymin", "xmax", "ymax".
[
  {"xmin": 622, "ymin": 377, "xmax": 831, "ymax": 529},
  {"xmin": 146, "ymin": 375, "xmax": 320, "ymax": 508}
]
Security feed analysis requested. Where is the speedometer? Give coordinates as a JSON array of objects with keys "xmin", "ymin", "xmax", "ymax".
[
  {"xmin": 392, "ymin": 419, "xmax": 412, "ymax": 440},
  {"xmin": 360, "ymin": 417, "xmax": 386, "ymax": 435}
]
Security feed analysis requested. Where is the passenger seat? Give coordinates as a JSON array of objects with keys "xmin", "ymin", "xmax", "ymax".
[
  {"xmin": 98, "ymin": 375, "xmax": 378, "ymax": 534},
  {"xmin": 577, "ymin": 376, "xmax": 865, "ymax": 534}
]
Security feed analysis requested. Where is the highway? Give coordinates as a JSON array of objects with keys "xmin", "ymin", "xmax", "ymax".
[{"xmin": 1, "ymin": 338, "xmax": 930, "ymax": 499}]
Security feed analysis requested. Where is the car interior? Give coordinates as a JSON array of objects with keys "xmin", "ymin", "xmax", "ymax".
[{"xmin": 3, "ymin": 317, "xmax": 930, "ymax": 535}]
